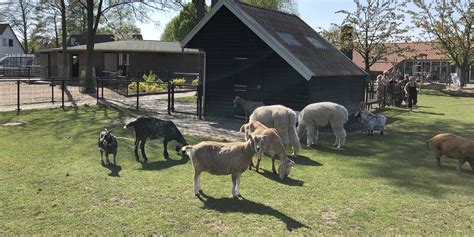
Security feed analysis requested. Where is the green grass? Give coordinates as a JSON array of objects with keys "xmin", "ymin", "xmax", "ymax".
[{"xmin": 0, "ymin": 90, "xmax": 473, "ymax": 235}]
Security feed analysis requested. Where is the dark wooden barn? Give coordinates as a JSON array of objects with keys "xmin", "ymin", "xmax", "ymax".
[{"xmin": 181, "ymin": 0, "xmax": 368, "ymax": 117}]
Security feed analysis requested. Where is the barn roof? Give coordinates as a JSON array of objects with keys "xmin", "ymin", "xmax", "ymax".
[
  {"xmin": 39, "ymin": 40, "xmax": 199, "ymax": 54},
  {"xmin": 181, "ymin": 0, "xmax": 367, "ymax": 80}
]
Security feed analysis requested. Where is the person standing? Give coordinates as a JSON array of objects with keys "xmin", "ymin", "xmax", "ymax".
[{"xmin": 404, "ymin": 76, "xmax": 418, "ymax": 109}]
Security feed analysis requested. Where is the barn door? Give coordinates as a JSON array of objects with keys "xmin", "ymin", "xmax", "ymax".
[{"xmin": 233, "ymin": 57, "xmax": 262, "ymax": 117}]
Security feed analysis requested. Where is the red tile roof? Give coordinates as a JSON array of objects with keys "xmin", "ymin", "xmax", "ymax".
[{"xmin": 352, "ymin": 42, "xmax": 446, "ymax": 72}]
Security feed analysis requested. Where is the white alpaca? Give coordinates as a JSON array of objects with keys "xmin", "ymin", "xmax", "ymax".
[
  {"xmin": 297, "ymin": 102, "xmax": 348, "ymax": 148},
  {"xmin": 249, "ymin": 105, "xmax": 300, "ymax": 155}
]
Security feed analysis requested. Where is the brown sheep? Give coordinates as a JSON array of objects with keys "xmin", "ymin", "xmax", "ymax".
[
  {"xmin": 427, "ymin": 133, "xmax": 474, "ymax": 171},
  {"xmin": 240, "ymin": 121, "xmax": 295, "ymax": 179}
]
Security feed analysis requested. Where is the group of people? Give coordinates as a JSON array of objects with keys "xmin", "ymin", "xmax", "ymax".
[{"xmin": 375, "ymin": 71, "xmax": 419, "ymax": 109}]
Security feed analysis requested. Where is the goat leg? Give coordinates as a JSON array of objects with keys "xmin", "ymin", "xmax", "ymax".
[
  {"xmin": 105, "ymin": 153, "xmax": 110, "ymax": 166},
  {"xmin": 255, "ymin": 154, "xmax": 262, "ymax": 172},
  {"xmin": 163, "ymin": 140, "xmax": 170, "ymax": 160},
  {"xmin": 194, "ymin": 171, "xmax": 202, "ymax": 196},
  {"xmin": 457, "ymin": 159, "xmax": 465, "ymax": 172},
  {"xmin": 113, "ymin": 153, "xmax": 117, "ymax": 165},
  {"xmin": 134, "ymin": 139, "xmax": 140, "ymax": 161},
  {"xmin": 272, "ymin": 155, "xmax": 277, "ymax": 174},
  {"xmin": 140, "ymin": 139, "xmax": 148, "ymax": 162},
  {"xmin": 100, "ymin": 150, "xmax": 104, "ymax": 164}
]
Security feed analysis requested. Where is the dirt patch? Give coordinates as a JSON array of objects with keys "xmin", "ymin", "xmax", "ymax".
[
  {"xmin": 322, "ymin": 210, "xmax": 339, "ymax": 226},
  {"xmin": 0, "ymin": 121, "xmax": 27, "ymax": 127}
]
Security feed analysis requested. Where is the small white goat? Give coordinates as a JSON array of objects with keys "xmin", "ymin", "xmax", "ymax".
[
  {"xmin": 356, "ymin": 107, "xmax": 387, "ymax": 136},
  {"xmin": 181, "ymin": 134, "xmax": 266, "ymax": 197},
  {"xmin": 249, "ymin": 105, "xmax": 300, "ymax": 155},
  {"xmin": 297, "ymin": 102, "xmax": 348, "ymax": 148},
  {"xmin": 240, "ymin": 121, "xmax": 295, "ymax": 179},
  {"xmin": 233, "ymin": 96, "xmax": 264, "ymax": 121}
]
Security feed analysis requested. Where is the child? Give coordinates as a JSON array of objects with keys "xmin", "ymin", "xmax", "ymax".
[{"xmin": 404, "ymin": 76, "xmax": 418, "ymax": 109}]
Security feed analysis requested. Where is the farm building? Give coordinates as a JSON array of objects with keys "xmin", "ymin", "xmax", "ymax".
[
  {"xmin": 38, "ymin": 40, "xmax": 201, "ymax": 81},
  {"xmin": 0, "ymin": 24, "xmax": 25, "ymax": 56},
  {"xmin": 181, "ymin": 0, "xmax": 368, "ymax": 118},
  {"xmin": 352, "ymin": 42, "xmax": 474, "ymax": 83}
]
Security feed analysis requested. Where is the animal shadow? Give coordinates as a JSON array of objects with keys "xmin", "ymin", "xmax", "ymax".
[
  {"xmin": 197, "ymin": 192, "xmax": 308, "ymax": 231},
  {"xmin": 257, "ymin": 168, "xmax": 304, "ymax": 187},
  {"xmin": 291, "ymin": 154, "xmax": 323, "ymax": 167},
  {"xmin": 140, "ymin": 154, "xmax": 189, "ymax": 171},
  {"xmin": 102, "ymin": 163, "xmax": 122, "ymax": 177}
]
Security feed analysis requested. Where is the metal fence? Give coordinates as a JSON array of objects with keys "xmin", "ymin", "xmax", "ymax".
[{"xmin": 0, "ymin": 78, "xmax": 203, "ymax": 118}]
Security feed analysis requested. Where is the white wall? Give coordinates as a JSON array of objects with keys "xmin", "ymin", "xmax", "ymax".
[{"xmin": 0, "ymin": 26, "xmax": 25, "ymax": 56}]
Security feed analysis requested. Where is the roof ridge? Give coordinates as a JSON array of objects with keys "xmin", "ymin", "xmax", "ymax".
[{"xmin": 234, "ymin": 1, "xmax": 298, "ymax": 18}]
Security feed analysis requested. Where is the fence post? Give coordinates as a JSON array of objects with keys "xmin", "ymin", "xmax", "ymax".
[
  {"xmin": 167, "ymin": 81, "xmax": 171, "ymax": 115},
  {"xmin": 16, "ymin": 80, "xmax": 20, "ymax": 115},
  {"xmin": 101, "ymin": 80, "xmax": 104, "ymax": 98},
  {"xmin": 96, "ymin": 77, "xmax": 99, "ymax": 105},
  {"xmin": 136, "ymin": 80, "xmax": 139, "ymax": 111},
  {"xmin": 61, "ymin": 80, "xmax": 65, "ymax": 110},
  {"xmin": 197, "ymin": 84, "xmax": 203, "ymax": 119},
  {"xmin": 51, "ymin": 79, "xmax": 55, "ymax": 104},
  {"xmin": 171, "ymin": 83, "xmax": 175, "ymax": 112}
]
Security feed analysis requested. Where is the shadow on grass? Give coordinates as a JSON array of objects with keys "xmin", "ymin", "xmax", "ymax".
[
  {"xmin": 197, "ymin": 192, "xmax": 308, "ymax": 231},
  {"xmin": 291, "ymin": 154, "xmax": 323, "ymax": 166},
  {"xmin": 351, "ymin": 115, "xmax": 474, "ymax": 198},
  {"xmin": 140, "ymin": 155, "xmax": 189, "ymax": 171},
  {"xmin": 256, "ymin": 168, "xmax": 304, "ymax": 187},
  {"xmin": 102, "ymin": 163, "xmax": 122, "ymax": 177}
]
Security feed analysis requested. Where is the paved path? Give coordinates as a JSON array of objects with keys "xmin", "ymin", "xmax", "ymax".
[{"xmin": 102, "ymin": 93, "xmax": 244, "ymax": 141}]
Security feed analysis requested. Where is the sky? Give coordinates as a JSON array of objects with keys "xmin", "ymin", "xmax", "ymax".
[{"xmin": 136, "ymin": 0, "xmax": 358, "ymax": 41}]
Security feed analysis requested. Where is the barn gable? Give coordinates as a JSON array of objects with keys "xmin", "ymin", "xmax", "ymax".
[{"xmin": 182, "ymin": 0, "xmax": 367, "ymax": 79}]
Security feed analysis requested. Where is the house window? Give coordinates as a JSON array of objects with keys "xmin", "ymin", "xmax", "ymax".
[
  {"xmin": 8, "ymin": 39, "xmax": 13, "ymax": 47},
  {"xmin": 118, "ymin": 53, "xmax": 129, "ymax": 65},
  {"xmin": 2, "ymin": 38, "xmax": 6, "ymax": 46}
]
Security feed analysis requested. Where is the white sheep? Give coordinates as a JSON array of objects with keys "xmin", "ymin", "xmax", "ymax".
[
  {"xmin": 240, "ymin": 121, "xmax": 295, "ymax": 179},
  {"xmin": 249, "ymin": 105, "xmax": 300, "ymax": 155},
  {"xmin": 297, "ymin": 102, "xmax": 348, "ymax": 148},
  {"xmin": 233, "ymin": 96, "xmax": 264, "ymax": 121},
  {"xmin": 181, "ymin": 134, "xmax": 265, "ymax": 197}
]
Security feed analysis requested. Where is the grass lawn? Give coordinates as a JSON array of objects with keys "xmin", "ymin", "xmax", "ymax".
[{"xmin": 0, "ymin": 90, "xmax": 473, "ymax": 235}]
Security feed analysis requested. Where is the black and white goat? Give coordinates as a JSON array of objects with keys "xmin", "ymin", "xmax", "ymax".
[
  {"xmin": 124, "ymin": 117, "xmax": 187, "ymax": 161},
  {"xmin": 98, "ymin": 128, "xmax": 118, "ymax": 165},
  {"xmin": 355, "ymin": 107, "xmax": 387, "ymax": 136}
]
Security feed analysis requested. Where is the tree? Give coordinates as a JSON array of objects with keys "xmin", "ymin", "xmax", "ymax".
[
  {"xmin": 161, "ymin": 3, "xmax": 199, "ymax": 42},
  {"xmin": 241, "ymin": 0, "xmax": 298, "ymax": 14},
  {"xmin": 99, "ymin": 5, "xmax": 141, "ymax": 40},
  {"xmin": 0, "ymin": 0, "xmax": 36, "ymax": 53},
  {"xmin": 38, "ymin": 0, "xmax": 69, "ymax": 79},
  {"xmin": 192, "ymin": 0, "xmax": 206, "ymax": 21},
  {"xmin": 78, "ymin": 0, "xmax": 179, "ymax": 92},
  {"xmin": 408, "ymin": 0, "xmax": 473, "ymax": 87},
  {"xmin": 336, "ymin": 0, "xmax": 410, "ymax": 75}
]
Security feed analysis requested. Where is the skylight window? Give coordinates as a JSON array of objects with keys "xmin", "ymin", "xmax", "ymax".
[
  {"xmin": 277, "ymin": 32, "xmax": 302, "ymax": 47},
  {"xmin": 305, "ymin": 37, "xmax": 327, "ymax": 49}
]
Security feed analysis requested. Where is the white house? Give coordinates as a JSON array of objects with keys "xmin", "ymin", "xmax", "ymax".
[{"xmin": 0, "ymin": 24, "xmax": 25, "ymax": 57}]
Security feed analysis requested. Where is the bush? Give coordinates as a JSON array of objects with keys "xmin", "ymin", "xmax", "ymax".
[
  {"xmin": 142, "ymin": 70, "xmax": 161, "ymax": 83},
  {"xmin": 192, "ymin": 78, "xmax": 199, "ymax": 86},
  {"xmin": 172, "ymin": 78, "xmax": 186, "ymax": 85},
  {"xmin": 128, "ymin": 70, "xmax": 166, "ymax": 94}
]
